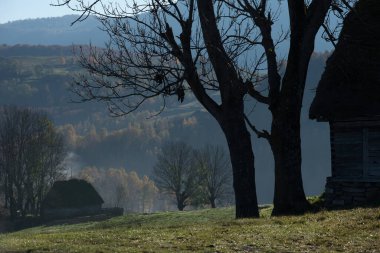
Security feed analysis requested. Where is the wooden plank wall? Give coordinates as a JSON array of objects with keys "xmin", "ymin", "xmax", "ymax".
[
  {"xmin": 331, "ymin": 126, "xmax": 363, "ymax": 178},
  {"xmin": 368, "ymin": 127, "xmax": 380, "ymax": 177},
  {"xmin": 330, "ymin": 121, "xmax": 380, "ymax": 179}
]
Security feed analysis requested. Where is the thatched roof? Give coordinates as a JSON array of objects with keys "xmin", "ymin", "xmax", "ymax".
[
  {"xmin": 42, "ymin": 179, "xmax": 104, "ymax": 209},
  {"xmin": 309, "ymin": 0, "xmax": 380, "ymax": 121}
]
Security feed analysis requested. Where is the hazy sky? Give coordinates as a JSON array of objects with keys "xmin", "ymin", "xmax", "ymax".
[
  {"xmin": 0, "ymin": 0, "xmax": 145, "ymax": 24},
  {"xmin": 0, "ymin": 0, "xmax": 76, "ymax": 24}
]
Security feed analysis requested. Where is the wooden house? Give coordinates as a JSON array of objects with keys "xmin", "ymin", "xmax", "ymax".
[
  {"xmin": 309, "ymin": 0, "xmax": 380, "ymax": 207},
  {"xmin": 41, "ymin": 179, "xmax": 104, "ymax": 220}
]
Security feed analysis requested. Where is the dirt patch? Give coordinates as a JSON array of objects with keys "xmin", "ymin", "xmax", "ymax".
[{"xmin": 0, "ymin": 206, "xmax": 123, "ymax": 233}]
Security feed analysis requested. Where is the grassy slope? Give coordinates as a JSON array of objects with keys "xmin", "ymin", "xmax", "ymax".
[{"xmin": 0, "ymin": 207, "xmax": 379, "ymax": 253}]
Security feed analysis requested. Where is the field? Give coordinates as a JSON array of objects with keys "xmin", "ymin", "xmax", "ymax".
[{"xmin": 0, "ymin": 206, "xmax": 379, "ymax": 253}]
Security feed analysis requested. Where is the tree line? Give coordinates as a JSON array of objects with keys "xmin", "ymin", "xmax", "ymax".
[
  {"xmin": 77, "ymin": 167, "xmax": 160, "ymax": 213},
  {"xmin": 0, "ymin": 107, "xmax": 231, "ymax": 218},
  {"xmin": 76, "ymin": 142, "xmax": 233, "ymax": 213}
]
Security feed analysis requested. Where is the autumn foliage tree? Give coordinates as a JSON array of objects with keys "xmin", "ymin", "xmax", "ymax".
[{"xmin": 78, "ymin": 167, "xmax": 159, "ymax": 212}]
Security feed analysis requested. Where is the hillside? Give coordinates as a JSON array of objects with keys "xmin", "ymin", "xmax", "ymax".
[
  {"xmin": 0, "ymin": 45, "xmax": 331, "ymax": 204},
  {"xmin": 0, "ymin": 15, "xmax": 107, "ymax": 46},
  {"xmin": 0, "ymin": 45, "xmax": 228, "ymax": 174},
  {"xmin": 0, "ymin": 206, "xmax": 379, "ymax": 252},
  {"xmin": 0, "ymin": 13, "xmax": 334, "ymax": 52}
]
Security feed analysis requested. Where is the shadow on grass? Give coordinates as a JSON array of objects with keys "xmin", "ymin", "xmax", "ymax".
[
  {"xmin": 0, "ymin": 213, "xmax": 121, "ymax": 234},
  {"xmin": 308, "ymin": 193, "xmax": 380, "ymax": 214}
]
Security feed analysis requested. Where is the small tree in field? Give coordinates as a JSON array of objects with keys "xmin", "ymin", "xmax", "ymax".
[
  {"xmin": 0, "ymin": 107, "xmax": 66, "ymax": 219},
  {"xmin": 153, "ymin": 141, "xmax": 199, "ymax": 211},
  {"xmin": 195, "ymin": 145, "xmax": 232, "ymax": 208}
]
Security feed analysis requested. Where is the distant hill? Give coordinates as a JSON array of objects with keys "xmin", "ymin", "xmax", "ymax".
[
  {"xmin": 0, "ymin": 13, "xmax": 333, "ymax": 52},
  {"xmin": 0, "ymin": 15, "xmax": 107, "ymax": 46},
  {"xmin": 0, "ymin": 45, "xmax": 331, "ymax": 204}
]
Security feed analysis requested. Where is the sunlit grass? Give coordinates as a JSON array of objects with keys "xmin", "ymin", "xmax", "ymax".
[{"xmin": 1, "ymin": 206, "xmax": 379, "ymax": 252}]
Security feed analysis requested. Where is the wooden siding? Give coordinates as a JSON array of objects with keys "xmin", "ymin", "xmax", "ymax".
[
  {"xmin": 368, "ymin": 127, "xmax": 380, "ymax": 177},
  {"xmin": 331, "ymin": 127, "xmax": 363, "ymax": 178},
  {"xmin": 42, "ymin": 205, "xmax": 102, "ymax": 221},
  {"xmin": 330, "ymin": 122, "xmax": 380, "ymax": 179}
]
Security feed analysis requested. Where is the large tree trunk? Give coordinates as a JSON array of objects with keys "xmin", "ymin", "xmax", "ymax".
[
  {"xmin": 263, "ymin": 0, "xmax": 330, "ymax": 216},
  {"xmin": 220, "ymin": 113, "xmax": 259, "ymax": 218},
  {"xmin": 270, "ymin": 99, "xmax": 310, "ymax": 215}
]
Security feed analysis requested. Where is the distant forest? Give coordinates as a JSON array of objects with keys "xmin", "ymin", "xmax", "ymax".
[
  {"xmin": 0, "ymin": 15, "xmax": 107, "ymax": 46},
  {"xmin": 0, "ymin": 45, "xmax": 331, "ymax": 204}
]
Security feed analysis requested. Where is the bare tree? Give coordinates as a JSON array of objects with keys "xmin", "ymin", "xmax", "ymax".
[
  {"xmin": 54, "ymin": 0, "xmax": 356, "ymax": 216},
  {"xmin": 56, "ymin": 0, "xmax": 260, "ymax": 217},
  {"xmin": 219, "ymin": 0, "xmax": 357, "ymax": 215},
  {"xmin": 0, "ymin": 107, "xmax": 66, "ymax": 219},
  {"xmin": 114, "ymin": 183, "xmax": 127, "ymax": 208},
  {"xmin": 153, "ymin": 141, "xmax": 199, "ymax": 211},
  {"xmin": 195, "ymin": 145, "xmax": 232, "ymax": 208}
]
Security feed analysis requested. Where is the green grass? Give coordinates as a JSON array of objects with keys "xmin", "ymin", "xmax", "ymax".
[{"xmin": 1, "ymin": 206, "xmax": 380, "ymax": 252}]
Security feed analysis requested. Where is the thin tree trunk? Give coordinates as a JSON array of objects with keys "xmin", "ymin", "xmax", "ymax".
[
  {"xmin": 210, "ymin": 197, "xmax": 216, "ymax": 208},
  {"xmin": 220, "ymin": 113, "xmax": 259, "ymax": 218},
  {"xmin": 16, "ymin": 184, "xmax": 24, "ymax": 217},
  {"xmin": 175, "ymin": 193, "xmax": 186, "ymax": 211},
  {"xmin": 4, "ymin": 177, "xmax": 8, "ymax": 208},
  {"xmin": 177, "ymin": 200, "xmax": 185, "ymax": 211},
  {"xmin": 270, "ymin": 105, "xmax": 310, "ymax": 215},
  {"xmin": 9, "ymin": 184, "xmax": 16, "ymax": 220}
]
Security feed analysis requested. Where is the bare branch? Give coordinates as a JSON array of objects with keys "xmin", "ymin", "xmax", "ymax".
[
  {"xmin": 246, "ymin": 80, "xmax": 270, "ymax": 105},
  {"xmin": 321, "ymin": 23, "xmax": 337, "ymax": 48},
  {"xmin": 231, "ymin": 0, "xmax": 282, "ymax": 104},
  {"xmin": 243, "ymin": 114, "xmax": 270, "ymax": 140},
  {"xmin": 197, "ymin": 0, "xmax": 245, "ymax": 105}
]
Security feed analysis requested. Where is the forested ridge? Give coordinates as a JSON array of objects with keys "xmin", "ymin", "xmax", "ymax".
[{"xmin": 0, "ymin": 15, "xmax": 106, "ymax": 46}]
